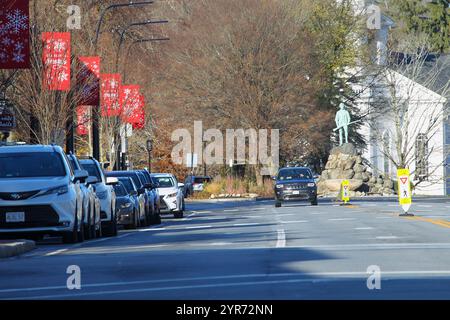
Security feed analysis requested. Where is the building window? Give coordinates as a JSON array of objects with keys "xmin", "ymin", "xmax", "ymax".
[{"xmin": 415, "ymin": 133, "xmax": 428, "ymax": 180}]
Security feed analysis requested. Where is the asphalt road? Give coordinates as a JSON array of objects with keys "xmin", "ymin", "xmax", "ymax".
[{"xmin": 1, "ymin": 197, "xmax": 450, "ymax": 300}]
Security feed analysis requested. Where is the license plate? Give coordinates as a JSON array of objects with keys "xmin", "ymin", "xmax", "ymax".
[
  {"xmin": 6, "ymin": 212, "xmax": 25, "ymax": 223},
  {"xmin": 292, "ymin": 191, "xmax": 300, "ymax": 195}
]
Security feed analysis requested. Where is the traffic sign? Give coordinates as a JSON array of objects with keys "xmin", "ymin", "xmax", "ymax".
[
  {"xmin": 0, "ymin": 99, "xmax": 16, "ymax": 132},
  {"xmin": 341, "ymin": 179, "xmax": 350, "ymax": 204},
  {"xmin": 397, "ymin": 168, "xmax": 412, "ymax": 213}
]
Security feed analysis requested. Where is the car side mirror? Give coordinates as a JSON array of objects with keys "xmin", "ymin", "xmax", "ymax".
[
  {"xmin": 178, "ymin": 183, "xmax": 185, "ymax": 189},
  {"xmin": 86, "ymin": 176, "xmax": 99, "ymax": 185},
  {"xmin": 271, "ymin": 176, "xmax": 277, "ymax": 181},
  {"xmin": 130, "ymin": 190, "xmax": 138, "ymax": 196},
  {"xmin": 138, "ymin": 187, "xmax": 146, "ymax": 195},
  {"xmin": 106, "ymin": 177, "xmax": 119, "ymax": 186},
  {"xmin": 313, "ymin": 175, "xmax": 319, "ymax": 179},
  {"xmin": 144, "ymin": 183, "xmax": 153, "ymax": 189},
  {"xmin": 74, "ymin": 170, "xmax": 89, "ymax": 183}
]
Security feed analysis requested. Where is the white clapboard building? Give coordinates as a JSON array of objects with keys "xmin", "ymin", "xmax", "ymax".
[{"xmin": 351, "ymin": 0, "xmax": 450, "ymax": 196}]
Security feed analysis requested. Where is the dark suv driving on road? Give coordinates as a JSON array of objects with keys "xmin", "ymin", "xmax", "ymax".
[{"xmin": 273, "ymin": 167, "xmax": 318, "ymax": 207}]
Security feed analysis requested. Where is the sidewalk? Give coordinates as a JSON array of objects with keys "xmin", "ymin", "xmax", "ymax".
[{"xmin": 0, "ymin": 240, "xmax": 35, "ymax": 259}]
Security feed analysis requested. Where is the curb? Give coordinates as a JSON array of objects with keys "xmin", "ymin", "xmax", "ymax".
[{"xmin": 0, "ymin": 240, "xmax": 36, "ymax": 259}]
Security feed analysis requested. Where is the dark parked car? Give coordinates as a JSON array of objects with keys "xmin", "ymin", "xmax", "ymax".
[
  {"xmin": 113, "ymin": 182, "xmax": 138, "ymax": 229},
  {"xmin": 183, "ymin": 175, "xmax": 212, "ymax": 197},
  {"xmin": 105, "ymin": 171, "xmax": 159, "ymax": 225},
  {"xmin": 116, "ymin": 176, "xmax": 145, "ymax": 228},
  {"xmin": 273, "ymin": 167, "xmax": 318, "ymax": 207}
]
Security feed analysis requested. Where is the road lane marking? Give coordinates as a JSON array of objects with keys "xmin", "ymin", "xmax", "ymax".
[
  {"xmin": 138, "ymin": 227, "xmax": 167, "ymax": 231},
  {"xmin": 276, "ymin": 229, "xmax": 286, "ymax": 248},
  {"xmin": 233, "ymin": 223, "xmax": 261, "ymax": 227},
  {"xmin": 328, "ymin": 218, "xmax": 356, "ymax": 221},
  {"xmin": 224, "ymin": 209, "xmax": 239, "ymax": 212},
  {"xmin": 10, "ymin": 270, "xmax": 450, "ymax": 300},
  {"xmin": 210, "ymin": 242, "xmax": 233, "ymax": 246},
  {"xmin": 376, "ymin": 236, "xmax": 398, "ymax": 240},
  {"xmin": 405, "ymin": 216, "xmax": 450, "ymax": 229},
  {"xmin": 280, "ymin": 220, "xmax": 309, "ymax": 224},
  {"xmin": 5, "ymin": 269, "xmax": 450, "ymax": 298},
  {"xmin": 185, "ymin": 225, "xmax": 212, "ymax": 229},
  {"xmin": 276, "ymin": 214, "xmax": 294, "ymax": 217},
  {"xmin": 45, "ymin": 249, "xmax": 68, "ymax": 256},
  {"xmin": 354, "ymin": 227, "xmax": 374, "ymax": 230}
]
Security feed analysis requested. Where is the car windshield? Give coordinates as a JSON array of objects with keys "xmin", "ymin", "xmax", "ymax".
[
  {"xmin": 0, "ymin": 152, "xmax": 66, "ymax": 178},
  {"xmin": 194, "ymin": 177, "xmax": 211, "ymax": 184},
  {"xmin": 114, "ymin": 184, "xmax": 127, "ymax": 197},
  {"xmin": 277, "ymin": 169, "xmax": 312, "ymax": 180},
  {"xmin": 118, "ymin": 178, "xmax": 135, "ymax": 193},
  {"xmin": 154, "ymin": 176, "xmax": 175, "ymax": 188},
  {"xmin": 81, "ymin": 162, "xmax": 102, "ymax": 180}
]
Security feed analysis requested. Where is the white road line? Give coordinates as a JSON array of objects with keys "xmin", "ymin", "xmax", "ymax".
[
  {"xmin": 243, "ymin": 215, "xmax": 262, "ymax": 218},
  {"xmin": 354, "ymin": 227, "xmax": 374, "ymax": 230},
  {"xmin": 45, "ymin": 249, "xmax": 68, "ymax": 256},
  {"xmin": 280, "ymin": 220, "xmax": 309, "ymax": 224},
  {"xmin": 277, "ymin": 214, "xmax": 294, "ymax": 217},
  {"xmin": 210, "ymin": 242, "xmax": 233, "ymax": 246},
  {"xmin": 185, "ymin": 225, "xmax": 212, "ymax": 229},
  {"xmin": 5, "ymin": 270, "xmax": 450, "ymax": 297},
  {"xmin": 328, "ymin": 218, "xmax": 356, "ymax": 221},
  {"xmin": 138, "ymin": 227, "xmax": 167, "ymax": 232},
  {"xmin": 417, "ymin": 205, "xmax": 433, "ymax": 208},
  {"xmin": 233, "ymin": 223, "xmax": 261, "ymax": 227},
  {"xmin": 276, "ymin": 229, "xmax": 286, "ymax": 248},
  {"xmin": 376, "ymin": 236, "xmax": 399, "ymax": 240},
  {"xmin": 388, "ymin": 204, "xmax": 398, "ymax": 207},
  {"xmin": 224, "ymin": 209, "xmax": 239, "ymax": 212},
  {"xmin": 376, "ymin": 216, "xmax": 393, "ymax": 219}
]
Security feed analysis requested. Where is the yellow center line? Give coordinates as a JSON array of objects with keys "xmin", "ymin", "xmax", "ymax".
[{"xmin": 404, "ymin": 216, "xmax": 450, "ymax": 229}]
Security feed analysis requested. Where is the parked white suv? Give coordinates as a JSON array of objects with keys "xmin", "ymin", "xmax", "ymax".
[
  {"xmin": 79, "ymin": 158, "xmax": 117, "ymax": 237},
  {"xmin": 151, "ymin": 173, "xmax": 185, "ymax": 218},
  {"xmin": 0, "ymin": 144, "xmax": 86, "ymax": 243}
]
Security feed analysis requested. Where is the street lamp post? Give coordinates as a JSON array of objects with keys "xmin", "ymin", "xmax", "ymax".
[
  {"xmin": 91, "ymin": 1, "xmax": 154, "ymax": 161},
  {"xmin": 113, "ymin": 19, "xmax": 168, "ymax": 170},
  {"xmin": 146, "ymin": 138, "xmax": 153, "ymax": 172}
]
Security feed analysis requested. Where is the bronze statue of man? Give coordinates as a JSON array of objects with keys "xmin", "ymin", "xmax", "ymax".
[{"xmin": 335, "ymin": 102, "xmax": 351, "ymax": 146}]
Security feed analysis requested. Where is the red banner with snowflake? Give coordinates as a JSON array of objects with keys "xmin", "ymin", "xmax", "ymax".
[
  {"xmin": 0, "ymin": 0, "xmax": 31, "ymax": 69},
  {"xmin": 42, "ymin": 32, "xmax": 71, "ymax": 91},
  {"xmin": 120, "ymin": 84, "xmax": 140, "ymax": 124},
  {"xmin": 131, "ymin": 93, "xmax": 145, "ymax": 130},
  {"xmin": 77, "ymin": 56, "xmax": 100, "ymax": 106},
  {"xmin": 101, "ymin": 74, "xmax": 121, "ymax": 116},
  {"xmin": 76, "ymin": 105, "xmax": 91, "ymax": 136}
]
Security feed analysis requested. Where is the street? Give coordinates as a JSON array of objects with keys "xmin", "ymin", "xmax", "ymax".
[{"xmin": 1, "ymin": 198, "xmax": 450, "ymax": 300}]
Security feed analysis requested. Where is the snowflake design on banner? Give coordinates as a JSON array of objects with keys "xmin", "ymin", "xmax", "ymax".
[
  {"xmin": 2, "ymin": 37, "xmax": 12, "ymax": 46},
  {"xmin": 12, "ymin": 51, "xmax": 25, "ymax": 63},
  {"xmin": 6, "ymin": 9, "xmax": 28, "ymax": 34},
  {"xmin": 53, "ymin": 40, "xmax": 67, "ymax": 52},
  {"xmin": 57, "ymin": 71, "xmax": 69, "ymax": 82}
]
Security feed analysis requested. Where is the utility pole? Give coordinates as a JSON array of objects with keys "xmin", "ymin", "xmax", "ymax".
[{"xmin": 92, "ymin": 1, "xmax": 154, "ymax": 161}]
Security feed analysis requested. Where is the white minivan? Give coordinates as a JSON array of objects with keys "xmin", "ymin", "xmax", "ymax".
[{"xmin": 0, "ymin": 144, "xmax": 86, "ymax": 243}]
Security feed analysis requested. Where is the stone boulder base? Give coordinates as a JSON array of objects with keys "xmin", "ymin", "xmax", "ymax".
[{"xmin": 318, "ymin": 143, "xmax": 395, "ymax": 196}]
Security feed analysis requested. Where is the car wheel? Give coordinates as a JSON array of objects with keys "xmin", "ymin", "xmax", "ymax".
[
  {"xmin": 275, "ymin": 200, "xmax": 282, "ymax": 208},
  {"xmin": 127, "ymin": 210, "xmax": 138, "ymax": 230},
  {"xmin": 77, "ymin": 216, "xmax": 85, "ymax": 243},
  {"xmin": 63, "ymin": 215, "xmax": 79, "ymax": 244},
  {"xmin": 83, "ymin": 205, "xmax": 91, "ymax": 240},
  {"xmin": 174, "ymin": 211, "xmax": 184, "ymax": 219}
]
